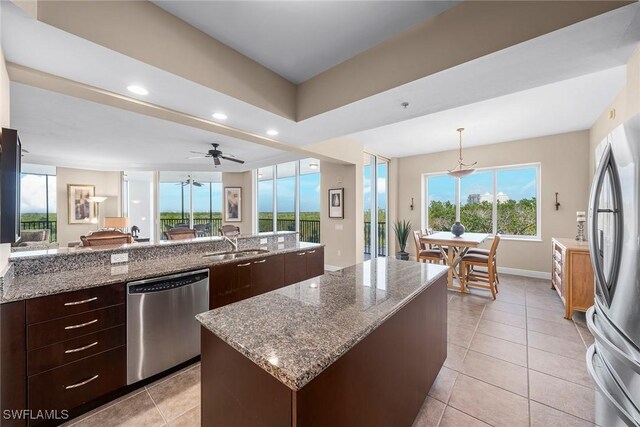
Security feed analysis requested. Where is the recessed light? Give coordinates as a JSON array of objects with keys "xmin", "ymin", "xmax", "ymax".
[
  {"xmin": 127, "ymin": 85, "xmax": 148, "ymax": 95},
  {"xmin": 309, "ymin": 163, "xmax": 319, "ymax": 170},
  {"xmin": 266, "ymin": 129, "xmax": 279, "ymax": 136},
  {"xmin": 212, "ymin": 112, "xmax": 227, "ymax": 120}
]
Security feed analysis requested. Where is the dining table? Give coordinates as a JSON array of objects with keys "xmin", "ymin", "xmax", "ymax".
[{"xmin": 420, "ymin": 231, "xmax": 491, "ymax": 292}]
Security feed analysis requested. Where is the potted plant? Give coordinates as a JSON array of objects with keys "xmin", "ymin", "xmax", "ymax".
[{"xmin": 393, "ymin": 220, "xmax": 412, "ymax": 260}]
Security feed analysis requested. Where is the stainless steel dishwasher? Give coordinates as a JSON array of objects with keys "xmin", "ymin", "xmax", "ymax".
[{"xmin": 126, "ymin": 269, "xmax": 209, "ymax": 384}]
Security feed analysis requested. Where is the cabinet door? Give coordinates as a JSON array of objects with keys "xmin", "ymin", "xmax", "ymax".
[
  {"xmin": 305, "ymin": 248, "xmax": 324, "ymax": 279},
  {"xmin": 210, "ymin": 264, "xmax": 237, "ymax": 309},
  {"xmin": 284, "ymin": 251, "xmax": 307, "ymax": 285},
  {"xmin": 251, "ymin": 254, "xmax": 285, "ymax": 297},
  {"xmin": 235, "ymin": 262, "xmax": 253, "ymax": 303}
]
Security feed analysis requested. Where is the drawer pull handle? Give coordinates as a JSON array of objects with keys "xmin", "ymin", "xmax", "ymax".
[
  {"xmin": 65, "ymin": 341, "xmax": 98, "ymax": 354},
  {"xmin": 237, "ymin": 262, "xmax": 251, "ymax": 267},
  {"xmin": 254, "ymin": 259, "xmax": 266, "ymax": 264},
  {"xmin": 64, "ymin": 297, "xmax": 98, "ymax": 306},
  {"xmin": 65, "ymin": 374, "xmax": 99, "ymax": 390},
  {"xmin": 307, "ymin": 250, "xmax": 316, "ymax": 254},
  {"xmin": 64, "ymin": 319, "xmax": 98, "ymax": 330},
  {"xmin": 297, "ymin": 252, "xmax": 306, "ymax": 256}
]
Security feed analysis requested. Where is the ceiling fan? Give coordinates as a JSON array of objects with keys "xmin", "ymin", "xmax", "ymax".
[
  {"xmin": 187, "ymin": 143, "xmax": 245, "ymax": 166},
  {"xmin": 177, "ymin": 178, "xmax": 203, "ymax": 187}
]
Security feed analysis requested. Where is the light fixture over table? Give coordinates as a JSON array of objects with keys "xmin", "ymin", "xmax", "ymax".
[{"xmin": 447, "ymin": 128, "xmax": 477, "ymax": 178}]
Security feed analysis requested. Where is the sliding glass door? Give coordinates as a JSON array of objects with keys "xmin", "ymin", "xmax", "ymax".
[{"xmin": 364, "ymin": 153, "xmax": 389, "ymax": 259}]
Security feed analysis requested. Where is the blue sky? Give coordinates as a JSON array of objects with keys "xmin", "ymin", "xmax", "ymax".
[
  {"xmin": 428, "ymin": 168, "xmax": 537, "ymax": 203},
  {"xmin": 159, "ymin": 182, "xmax": 223, "ymax": 212},
  {"xmin": 363, "ymin": 163, "xmax": 388, "ymax": 212},
  {"xmin": 258, "ymin": 173, "xmax": 320, "ymax": 213}
]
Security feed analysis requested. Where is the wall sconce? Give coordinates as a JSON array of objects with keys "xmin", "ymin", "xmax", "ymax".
[
  {"xmin": 555, "ymin": 192, "xmax": 561, "ymax": 211},
  {"xmin": 410, "ymin": 197, "xmax": 415, "ymax": 211}
]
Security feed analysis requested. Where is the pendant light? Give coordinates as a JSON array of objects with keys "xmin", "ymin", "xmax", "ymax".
[{"xmin": 447, "ymin": 128, "xmax": 477, "ymax": 178}]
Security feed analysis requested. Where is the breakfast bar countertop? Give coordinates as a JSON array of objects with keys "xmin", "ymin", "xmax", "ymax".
[
  {"xmin": 196, "ymin": 258, "xmax": 448, "ymax": 391},
  {"xmin": 0, "ymin": 241, "xmax": 322, "ymax": 303}
]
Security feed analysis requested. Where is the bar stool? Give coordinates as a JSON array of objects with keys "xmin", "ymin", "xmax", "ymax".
[
  {"xmin": 461, "ymin": 235, "xmax": 501, "ymax": 299},
  {"xmin": 413, "ymin": 231, "xmax": 444, "ymax": 264}
]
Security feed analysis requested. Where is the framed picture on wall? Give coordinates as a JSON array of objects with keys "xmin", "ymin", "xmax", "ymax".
[
  {"xmin": 67, "ymin": 184, "xmax": 95, "ymax": 224},
  {"xmin": 224, "ymin": 187, "xmax": 242, "ymax": 222},
  {"xmin": 328, "ymin": 188, "xmax": 344, "ymax": 219}
]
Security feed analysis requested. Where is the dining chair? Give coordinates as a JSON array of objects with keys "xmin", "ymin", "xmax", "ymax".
[
  {"xmin": 164, "ymin": 227, "xmax": 197, "ymax": 240},
  {"xmin": 81, "ymin": 230, "xmax": 134, "ymax": 246},
  {"xmin": 412, "ymin": 230, "xmax": 443, "ymax": 264},
  {"xmin": 466, "ymin": 235, "xmax": 500, "ymax": 284},
  {"xmin": 460, "ymin": 235, "xmax": 501, "ymax": 299},
  {"xmin": 219, "ymin": 225, "xmax": 240, "ymax": 237}
]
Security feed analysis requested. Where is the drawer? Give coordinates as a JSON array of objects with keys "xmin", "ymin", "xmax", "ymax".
[
  {"xmin": 26, "ymin": 283, "xmax": 125, "ymax": 324},
  {"xmin": 28, "ymin": 304, "xmax": 125, "ymax": 351},
  {"xmin": 28, "ymin": 325, "xmax": 125, "ymax": 376},
  {"xmin": 28, "ymin": 346, "xmax": 125, "ymax": 414}
]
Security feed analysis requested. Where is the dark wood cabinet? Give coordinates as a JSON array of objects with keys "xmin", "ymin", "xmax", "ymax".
[
  {"xmin": 251, "ymin": 255, "xmax": 284, "ymax": 297},
  {"xmin": 1, "ymin": 301, "xmax": 26, "ymax": 427},
  {"xmin": 26, "ymin": 283, "xmax": 125, "ymax": 324},
  {"xmin": 306, "ymin": 247, "xmax": 324, "ymax": 279},
  {"xmin": 210, "ymin": 248, "xmax": 324, "ymax": 308},
  {"xmin": 284, "ymin": 247, "xmax": 325, "ymax": 285},
  {"xmin": 210, "ymin": 261, "xmax": 254, "ymax": 309},
  {"xmin": 284, "ymin": 251, "xmax": 308, "ymax": 285},
  {"xmin": 28, "ymin": 346, "xmax": 126, "ymax": 416}
]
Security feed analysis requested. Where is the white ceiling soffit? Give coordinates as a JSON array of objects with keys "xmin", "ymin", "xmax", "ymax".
[
  {"xmin": 2, "ymin": 2, "xmax": 639, "ymax": 151},
  {"xmin": 11, "ymin": 83, "xmax": 301, "ymax": 172},
  {"xmin": 151, "ymin": 1, "xmax": 460, "ymax": 84},
  {"xmin": 351, "ymin": 66, "xmax": 626, "ymax": 158}
]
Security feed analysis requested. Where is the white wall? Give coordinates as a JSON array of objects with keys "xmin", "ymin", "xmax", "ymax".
[
  {"xmin": 56, "ymin": 167, "xmax": 122, "ymax": 246},
  {"xmin": 394, "ymin": 131, "xmax": 591, "ymax": 275},
  {"xmin": 127, "ymin": 177, "xmax": 154, "ymax": 240}
]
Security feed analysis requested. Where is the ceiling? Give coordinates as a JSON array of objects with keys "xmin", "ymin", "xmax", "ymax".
[
  {"xmin": 2, "ymin": 1, "xmax": 640, "ymax": 168},
  {"xmin": 11, "ymin": 83, "xmax": 300, "ymax": 172},
  {"xmin": 152, "ymin": 1, "xmax": 459, "ymax": 84},
  {"xmin": 350, "ymin": 66, "xmax": 626, "ymax": 158}
]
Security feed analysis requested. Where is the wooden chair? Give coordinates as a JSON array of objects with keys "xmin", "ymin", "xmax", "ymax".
[
  {"xmin": 461, "ymin": 235, "xmax": 501, "ymax": 299},
  {"xmin": 412, "ymin": 230, "xmax": 443, "ymax": 264},
  {"xmin": 164, "ymin": 227, "xmax": 197, "ymax": 240},
  {"xmin": 219, "ymin": 225, "xmax": 240, "ymax": 237},
  {"xmin": 466, "ymin": 239, "xmax": 500, "ymax": 284},
  {"xmin": 81, "ymin": 230, "xmax": 134, "ymax": 247}
]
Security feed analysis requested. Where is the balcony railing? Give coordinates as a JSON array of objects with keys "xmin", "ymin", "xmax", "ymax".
[
  {"xmin": 20, "ymin": 220, "xmax": 57, "ymax": 242},
  {"xmin": 258, "ymin": 218, "xmax": 320, "ymax": 243},
  {"xmin": 364, "ymin": 221, "xmax": 387, "ymax": 256},
  {"xmin": 160, "ymin": 218, "xmax": 223, "ymax": 237}
]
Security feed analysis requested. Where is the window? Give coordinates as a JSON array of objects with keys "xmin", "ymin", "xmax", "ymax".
[
  {"xmin": 20, "ymin": 168, "xmax": 57, "ymax": 242},
  {"xmin": 256, "ymin": 159, "xmax": 320, "ymax": 242},
  {"xmin": 257, "ymin": 167, "xmax": 274, "ymax": 232},
  {"xmin": 158, "ymin": 171, "xmax": 222, "ymax": 239},
  {"xmin": 363, "ymin": 154, "xmax": 389, "ymax": 258},
  {"xmin": 425, "ymin": 164, "xmax": 540, "ymax": 238}
]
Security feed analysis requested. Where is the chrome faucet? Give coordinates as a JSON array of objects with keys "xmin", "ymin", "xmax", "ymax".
[{"xmin": 222, "ymin": 235, "xmax": 238, "ymax": 251}]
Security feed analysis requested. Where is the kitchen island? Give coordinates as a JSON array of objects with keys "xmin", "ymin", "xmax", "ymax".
[{"xmin": 197, "ymin": 257, "xmax": 448, "ymax": 427}]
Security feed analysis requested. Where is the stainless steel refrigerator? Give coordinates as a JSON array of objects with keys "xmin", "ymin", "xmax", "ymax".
[{"xmin": 587, "ymin": 113, "xmax": 640, "ymax": 426}]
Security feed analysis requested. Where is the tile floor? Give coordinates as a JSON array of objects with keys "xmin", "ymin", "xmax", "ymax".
[{"xmin": 64, "ymin": 274, "xmax": 596, "ymax": 427}]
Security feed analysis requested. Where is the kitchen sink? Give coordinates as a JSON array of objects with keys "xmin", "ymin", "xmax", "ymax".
[{"xmin": 203, "ymin": 249, "xmax": 270, "ymax": 260}]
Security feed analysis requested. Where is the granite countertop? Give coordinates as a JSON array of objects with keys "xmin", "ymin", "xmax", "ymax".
[
  {"xmin": 1, "ymin": 242, "xmax": 321, "ymax": 303},
  {"xmin": 196, "ymin": 258, "xmax": 448, "ymax": 391}
]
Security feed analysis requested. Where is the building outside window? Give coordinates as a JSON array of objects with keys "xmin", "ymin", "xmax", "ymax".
[
  {"xmin": 20, "ymin": 165, "xmax": 57, "ymax": 242},
  {"xmin": 425, "ymin": 164, "xmax": 540, "ymax": 238}
]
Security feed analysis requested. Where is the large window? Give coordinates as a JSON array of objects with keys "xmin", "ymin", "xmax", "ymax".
[
  {"xmin": 158, "ymin": 171, "xmax": 222, "ymax": 238},
  {"xmin": 256, "ymin": 159, "xmax": 320, "ymax": 242},
  {"xmin": 425, "ymin": 164, "xmax": 540, "ymax": 238},
  {"xmin": 363, "ymin": 154, "xmax": 389, "ymax": 258},
  {"xmin": 20, "ymin": 166, "xmax": 57, "ymax": 242}
]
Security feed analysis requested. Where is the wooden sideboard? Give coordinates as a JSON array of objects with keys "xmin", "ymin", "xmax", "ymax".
[{"xmin": 551, "ymin": 238, "xmax": 594, "ymax": 319}]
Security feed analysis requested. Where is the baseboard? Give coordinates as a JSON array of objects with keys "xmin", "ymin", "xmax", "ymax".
[
  {"xmin": 324, "ymin": 264, "xmax": 342, "ymax": 272},
  {"xmin": 498, "ymin": 267, "xmax": 551, "ymax": 280}
]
